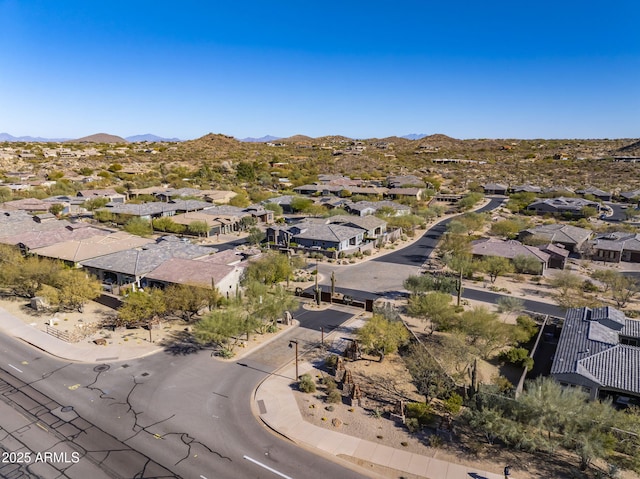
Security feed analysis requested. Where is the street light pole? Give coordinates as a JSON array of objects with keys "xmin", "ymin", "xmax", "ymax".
[{"xmin": 288, "ymin": 340, "xmax": 299, "ymax": 379}]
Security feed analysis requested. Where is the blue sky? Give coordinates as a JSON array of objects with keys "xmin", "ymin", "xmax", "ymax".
[{"xmin": 1, "ymin": 0, "xmax": 638, "ymax": 140}]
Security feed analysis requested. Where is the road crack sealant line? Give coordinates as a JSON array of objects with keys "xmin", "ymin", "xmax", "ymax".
[
  {"xmin": 0, "ymin": 367, "xmax": 178, "ymax": 479},
  {"xmin": 83, "ymin": 367, "xmax": 234, "ymax": 469}
]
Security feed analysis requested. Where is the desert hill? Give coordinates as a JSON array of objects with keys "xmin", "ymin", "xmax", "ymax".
[{"xmin": 71, "ymin": 133, "xmax": 128, "ymax": 143}]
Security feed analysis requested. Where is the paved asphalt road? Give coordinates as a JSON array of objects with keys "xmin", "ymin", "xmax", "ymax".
[
  {"xmin": 0, "ymin": 305, "xmax": 369, "ymax": 479},
  {"xmin": 2, "ymin": 196, "xmax": 557, "ymax": 479}
]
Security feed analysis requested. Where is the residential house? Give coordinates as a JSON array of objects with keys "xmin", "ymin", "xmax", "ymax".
[
  {"xmin": 325, "ymin": 215, "xmax": 387, "ymax": 238},
  {"xmin": 31, "ymin": 231, "xmax": 154, "ymax": 267},
  {"xmin": 43, "ymin": 195, "xmax": 86, "ymax": 215},
  {"xmin": 0, "ymin": 198, "xmax": 51, "ymax": 213},
  {"xmin": 169, "ymin": 211, "xmax": 241, "ymax": 236},
  {"xmin": 145, "ymin": 250, "xmax": 246, "ymax": 298},
  {"xmin": 263, "ymin": 195, "xmax": 296, "ymax": 213},
  {"xmin": 518, "ymin": 224, "xmax": 593, "ymax": 253},
  {"xmin": 526, "ymin": 197, "xmax": 600, "ymax": 217},
  {"xmin": 0, "ymin": 223, "xmax": 113, "ymax": 254},
  {"xmin": 80, "ymin": 236, "xmax": 218, "ymax": 291},
  {"xmin": 266, "ymin": 220, "xmax": 365, "ymax": 253},
  {"xmin": 345, "ymin": 200, "xmax": 411, "ymax": 217},
  {"xmin": 482, "ymin": 183, "xmax": 509, "ymax": 195},
  {"xmin": 387, "ymin": 175, "xmax": 426, "ymax": 189},
  {"xmin": 77, "ymin": 188, "xmax": 126, "ymax": 203},
  {"xmin": 576, "ymin": 186, "xmax": 612, "ymax": 202},
  {"xmin": 591, "ymin": 232, "xmax": 640, "ymax": 263},
  {"xmin": 551, "ymin": 306, "xmax": 640, "ymax": 403},
  {"xmin": 200, "ymin": 204, "xmax": 273, "ymax": 224},
  {"xmin": 385, "ymin": 188, "xmax": 423, "ymax": 201},
  {"xmin": 99, "ymin": 199, "xmax": 214, "ymax": 221},
  {"xmin": 510, "ymin": 184, "xmax": 542, "ymax": 194},
  {"xmin": 619, "ymin": 189, "xmax": 640, "ymax": 204},
  {"xmin": 540, "ymin": 243, "xmax": 570, "ymax": 269},
  {"xmin": 471, "ymin": 238, "xmax": 550, "ymax": 273}
]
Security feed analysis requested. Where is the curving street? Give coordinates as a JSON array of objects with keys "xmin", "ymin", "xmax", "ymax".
[{"xmin": 0, "ymin": 196, "xmax": 518, "ymax": 479}]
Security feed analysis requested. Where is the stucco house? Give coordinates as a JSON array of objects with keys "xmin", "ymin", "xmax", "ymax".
[
  {"xmin": 551, "ymin": 306, "xmax": 640, "ymax": 404},
  {"xmin": 518, "ymin": 224, "xmax": 593, "ymax": 253},
  {"xmin": 471, "ymin": 238, "xmax": 550, "ymax": 273},
  {"xmin": 591, "ymin": 232, "xmax": 640, "ymax": 263},
  {"xmin": 526, "ymin": 197, "xmax": 601, "ymax": 217}
]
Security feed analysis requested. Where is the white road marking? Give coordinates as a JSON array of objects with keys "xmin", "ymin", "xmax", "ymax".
[
  {"xmin": 199, "ymin": 475, "xmax": 208, "ymax": 479},
  {"xmin": 8, "ymin": 364, "xmax": 23, "ymax": 373},
  {"xmin": 243, "ymin": 455, "xmax": 293, "ymax": 479}
]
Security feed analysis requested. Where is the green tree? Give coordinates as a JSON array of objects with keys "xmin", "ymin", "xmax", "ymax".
[
  {"xmin": 243, "ymin": 281, "xmax": 297, "ymax": 333},
  {"xmin": 290, "ymin": 196, "xmax": 313, "ymax": 213},
  {"xmin": 480, "ymin": 256, "xmax": 514, "ymax": 282},
  {"xmin": 124, "ymin": 217, "xmax": 153, "ymax": 237},
  {"xmin": 193, "ymin": 306, "xmax": 245, "ymax": 356},
  {"xmin": 490, "ymin": 218, "xmax": 528, "ymax": 238},
  {"xmin": 404, "ymin": 273, "xmax": 458, "ymax": 295},
  {"xmin": 163, "ymin": 284, "xmax": 219, "ymax": 321},
  {"xmin": 457, "ymin": 306, "xmax": 512, "ymax": 359},
  {"xmin": 83, "ymin": 197, "xmax": 109, "ymax": 211},
  {"xmin": 458, "ymin": 192, "xmax": 484, "ymax": 211},
  {"xmin": 247, "ymin": 227, "xmax": 265, "ymax": 245},
  {"xmin": 403, "ymin": 343, "xmax": 454, "ymax": 404},
  {"xmin": 407, "ymin": 291, "xmax": 458, "ymax": 334},
  {"xmin": 549, "ymin": 271, "xmax": 584, "ymax": 308},
  {"xmin": 48, "ymin": 203, "xmax": 65, "ymax": 217},
  {"xmin": 236, "ymin": 161, "xmax": 256, "ymax": 181},
  {"xmin": 356, "ymin": 314, "xmax": 410, "ymax": 360},
  {"xmin": 242, "ymin": 251, "xmax": 294, "ymax": 286},
  {"xmin": 0, "ymin": 186, "xmax": 13, "ymax": 202},
  {"xmin": 187, "ymin": 220, "xmax": 209, "ymax": 237},
  {"xmin": 118, "ymin": 288, "xmax": 166, "ymax": 325},
  {"xmin": 263, "ymin": 202, "xmax": 283, "ymax": 216},
  {"xmin": 496, "ymin": 296, "xmax": 524, "ymax": 320},
  {"xmin": 46, "ymin": 268, "xmax": 101, "ymax": 312},
  {"xmin": 512, "ymin": 254, "xmax": 543, "ymax": 274}
]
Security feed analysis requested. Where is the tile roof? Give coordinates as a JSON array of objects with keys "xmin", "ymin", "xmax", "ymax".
[
  {"xmin": 291, "ymin": 222, "xmax": 363, "ymax": 242},
  {"xmin": 471, "ymin": 238, "xmax": 550, "ymax": 263},
  {"xmin": 145, "ymin": 257, "xmax": 237, "ymax": 288},
  {"xmin": 522, "ymin": 224, "xmax": 593, "ymax": 245},
  {"xmin": 592, "ymin": 232, "xmax": 640, "ymax": 253},
  {"xmin": 33, "ymin": 231, "xmax": 155, "ymax": 263},
  {"xmin": 80, "ymin": 236, "xmax": 217, "ymax": 276},
  {"xmin": 552, "ymin": 307, "xmax": 640, "ymax": 394}
]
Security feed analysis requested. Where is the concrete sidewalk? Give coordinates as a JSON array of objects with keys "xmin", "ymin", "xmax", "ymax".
[
  {"xmin": 0, "ymin": 306, "xmax": 161, "ymax": 362},
  {"xmin": 254, "ymin": 361, "xmax": 505, "ymax": 479}
]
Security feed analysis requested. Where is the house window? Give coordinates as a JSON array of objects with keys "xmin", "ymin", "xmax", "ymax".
[{"xmin": 620, "ymin": 336, "xmax": 640, "ymax": 347}]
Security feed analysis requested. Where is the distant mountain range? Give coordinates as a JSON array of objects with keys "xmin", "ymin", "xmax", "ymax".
[
  {"xmin": 400, "ymin": 133, "xmax": 429, "ymax": 140},
  {"xmin": 0, "ymin": 132, "xmax": 72, "ymax": 142},
  {"xmin": 125, "ymin": 134, "xmax": 181, "ymax": 142},
  {"xmin": 239, "ymin": 135, "xmax": 282, "ymax": 143},
  {"xmin": 0, "ymin": 132, "xmax": 181, "ymax": 143},
  {"xmin": 1, "ymin": 131, "xmax": 428, "ymax": 143}
]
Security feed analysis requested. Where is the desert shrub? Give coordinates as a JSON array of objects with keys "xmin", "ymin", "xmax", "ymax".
[
  {"xmin": 326, "ymin": 389, "xmax": 342, "ymax": 404},
  {"xmin": 405, "ymin": 417, "xmax": 420, "ymax": 433},
  {"xmin": 321, "ymin": 376, "xmax": 337, "ymax": 391},
  {"xmin": 298, "ymin": 373, "xmax": 316, "ymax": 393},
  {"xmin": 324, "ymin": 354, "xmax": 338, "ymax": 371},
  {"xmin": 406, "ymin": 402, "xmax": 433, "ymax": 425},
  {"xmin": 501, "ymin": 347, "xmax": 534, "ymax": 371},
  {"xmin": 582, "ymin": 279, "xmax": 599, "ymax": 293},
  {"xmin": 443, "ymin": 392, "xmax": 463, "ymax": 415}
]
